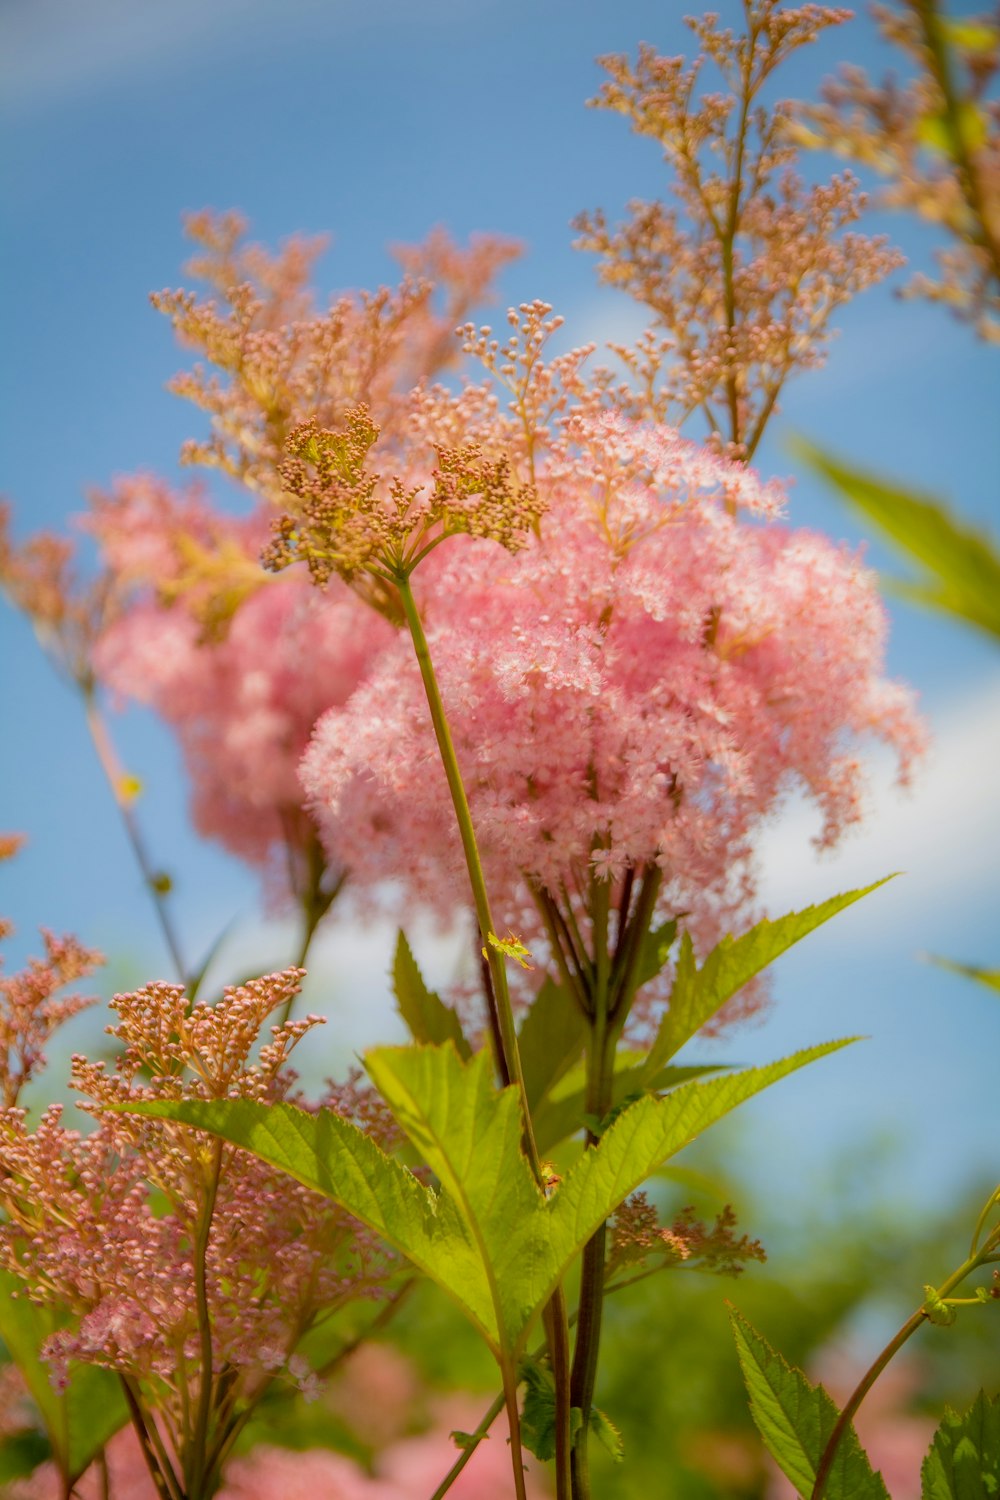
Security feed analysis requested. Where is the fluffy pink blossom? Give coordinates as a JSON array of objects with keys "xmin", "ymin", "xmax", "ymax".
[
  {"xmin": 301, "ymin": 416, "xmax": 923, "ymax": 1022},
  {"xmin": 90, "ymin": 475, "xmax": 394, "ymax": 884}
]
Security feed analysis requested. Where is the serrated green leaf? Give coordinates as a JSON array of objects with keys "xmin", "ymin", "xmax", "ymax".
[
  {"xmin": 126, "ymin": 1038, "xmax": 856, "ymax": 1360},
  {"xmin": 519, "ymin": 1358, "xmax": 560, "ymax": 1462},
  {"xmin": 922, "ymin": 1390, "xmax": 1000, "ymax": 1500},
  {"xmin": 122, "ymin": 1092, "xmax": 499, "ymax": 1346},
  {"xmin": 517, "ymin": 977, "xmax": 587, "ymax": 1111},
  {"xmin": 392, "ymin": 932, "xmax": 471, "ymax": 1057},
  {"xmin": 731, "ymin": 1308, "xmax": 889, "ymax": 1499},
  {"xmin": 530, "ymin": 1041, "xmax": 857, "ymax": 1328},
  {"xmin": 532, "ymin": 1056, "xmax": 723, "ymax": 1155},
  {"xmin": 792, "ymin": 440, "xmax": 1000, "ymax": 642},
  {"xmin": 924, "ymin": 955, "xmax": 1000, "ymax": 994},
  {"xmin": 364, "ymin": 1044, "xmax": 549, "ymax": 1349},
  {"xmin": 644, "ymin": 885, "xmax": 886, "ymax": 1077},
  {"xmin": 590, "ymin": 1404, "xmax": 625, "ymax": 1462}
]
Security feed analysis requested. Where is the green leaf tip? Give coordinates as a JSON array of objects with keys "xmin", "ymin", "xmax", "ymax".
[
  {"xmin": 730, "ymin": 1307, "xmax": 889, "ymax": 1499},
  {"xmin": 790, "ymin": 436, "xmax": 1000, "ymax": 642},
  {"xmin": 645, "ymin": 882, "xmax": 886, "ymax": 1075},
  {"xmin": 391, "ymin": 930, "xmax": 471, "ymax": 1057}
]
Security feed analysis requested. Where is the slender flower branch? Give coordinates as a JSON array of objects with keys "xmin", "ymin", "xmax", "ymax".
[
  {"xmin": 811, "ymin": 1203, "xmax": 1000, "ymax": 1500},
  {"xmin": 119, "ymin": 1376, "xmax": 183, "ymax": 1500},
  {"xmin": 82, "ymin": 688, "xmax": 190, "ymax": 987},
  {"xmin": 394, "ymin": 574, "xmax": 539, "ymax": 1160}
]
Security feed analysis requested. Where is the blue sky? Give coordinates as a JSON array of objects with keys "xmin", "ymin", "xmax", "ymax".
[{"xmin": 1, "ymin": 0, "xmax": 998, "ymax": 1227}]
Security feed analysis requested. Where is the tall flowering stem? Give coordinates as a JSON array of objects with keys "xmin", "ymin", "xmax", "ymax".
[
  {"xmin": 536, "ymin": 862, "xmax": 663, "ymax": 1500},
  {"xmin": 266, "ymin": 408, "xmax": 573, "ymax": 1496},
  {"xmin": 395, "ymin": 571, "xmax": 573, "ymax": 1500},
  {"xmin": 395, "ymin": 576, "xmax": 531, "ymax": 1117}
]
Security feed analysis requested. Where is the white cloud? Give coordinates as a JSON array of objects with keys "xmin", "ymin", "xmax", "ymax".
[{"xmin": 756, "ymin": 675, "xmax": 1000, "ymax": 935}]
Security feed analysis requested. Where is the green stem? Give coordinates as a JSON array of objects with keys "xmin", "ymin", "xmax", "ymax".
[
  {"xmin": 395, "ymin": 575, "xmax": 538, "ymax": 1163},
  {"xmin": 83, "ymin": 689, "xmax": 190, "ymax": 987},
  {"xmin": 119, "ymin": 1376, "xmax": 184, "ymax": 1500},
  {"xmin": 278, "ymin": 850, "xmax": 344, "ymax": 1026},
  {"xmin": 811, "ymin": 1243, "xmax": 996, "ymax": 1499},
  {"xmin": 188, "ymin": 1139, "xmax": 224, "ymax": 1499},
  {"xmin": 544, "ymin": 1286, "xmax": 574, "ymax": 1500},
  {"xmin": 502, "ymin": 1358, "xmax": 530, "ymax": 1500},
  {"xmin": 569, "ymin": 864, "xmax": 663, "ymax": 1498},
  {"xmin": 432, "ymin": 1237, "xmax": 671, "ymax": 1499},
  {"xmin": 568, "ymin": 1036, "xmax": 615, "ymax": 1500},
  {"xmin": 429, "ymin": 1390, "xmax": 507, "ymax": 1500},
  {"xmin": 396, "ymin": 572, "xmax": 572, "ymax": 1496},
  {"xmin": 915, "ymin": 0, "xmax": 1000, "ymax": 286}
]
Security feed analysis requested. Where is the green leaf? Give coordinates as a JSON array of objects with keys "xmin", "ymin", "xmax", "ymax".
[
  {"xmin": 392, "ymin": 932, "xmax": 471, "ymax": 1058},
  {"xmin": 940, "ymin": 19, "xmax": 1000, "ymax": 53},
  {"xmin": 644, "ymin": 885, "xmax": 887, "ymax": 1077},
  {"xmin": 519, "ymin": 1358, "xmax": 565, "ymax": 1462},
  {"xmin": 64, "ymin": 1365, "xmax": 130, "ymax": 1481},
  {"xmin": 535, "ymin": 1041, "xmax": 857, "ymax": 1321},
  {"xmin": 532, "ymin": 1049, "xmax": 722, "ymax": 1154},
  {"xmin": 122, "ymin": 1091, "xmax": 499, "ymax": 1346},
  {"xmin": 924, "ymin": 955, "xmax": 1000, "ymax": 994},
  {"xmin": 921, "ymin": 1390, "xmax": 1000, "ymax": 1500},
  {"xmin": 364, "ymin": 1045, "xmax": 551, "ymax": 1351},
  {"xmin": 127, "ymin": 1037, "xmax": 856, "ymax": 1359},
  {"xmin": 0, "ymin": 1429, "xmax": 51, "ymax": 1482},
  {"xmin": 731, "ymin": 1308, "xmax": 889, "ymax": 1499},
  {"xmin": 590, "ymin": 1404, "xmax": 625, "ymax": 1462},
  {"xmin": 635, "ymin": 918, "xmax": 679, "ymax": 989},
  {"xmin": 0, "ymin": 1272, "xmax": 64, "ymax": 1448},
  {"xmin": 916, "ymin": 101, "xmax": 988, "ymax": 155},
  {"xmin": 0, "ymin": 1273, "xmax": 127, "ymax": 1482},
  {"xmin": 791, "ymin": 440, "xmax": 1000, "ymax": 642},
  {"xmin": 517, "ymin": 977, "xmax": 587, "ymax": 1111}
]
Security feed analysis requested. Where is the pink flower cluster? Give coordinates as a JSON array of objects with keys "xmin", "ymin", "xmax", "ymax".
[
  {"xmin": 0, "ymin": 969, "xmax": 396, "ymax": 1437},
  {"xmin": 89, "ymin": 475, "xmax": 393, "ymax": 883},
  {"xmin": 301, "ymin": 414, "xmax": 923, "ymax": 1016}
]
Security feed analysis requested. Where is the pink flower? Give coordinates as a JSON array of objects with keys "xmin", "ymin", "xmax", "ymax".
[
  {"xmin": 90, "ymin": 476, "xmax": 394, "ymax": 892},
  {"xmin": 301, "ymin": 416, "xmax": 923, "ymax": 1026}
]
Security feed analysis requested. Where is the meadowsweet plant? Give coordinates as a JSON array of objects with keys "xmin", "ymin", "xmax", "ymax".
[
  {"xmin": 0, "ymin": 923, "xmax": 400, "ymax": 1500},
  {"xmin": 3, "ymin": 5, "xmax": 995, "ymax": 1499}
]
